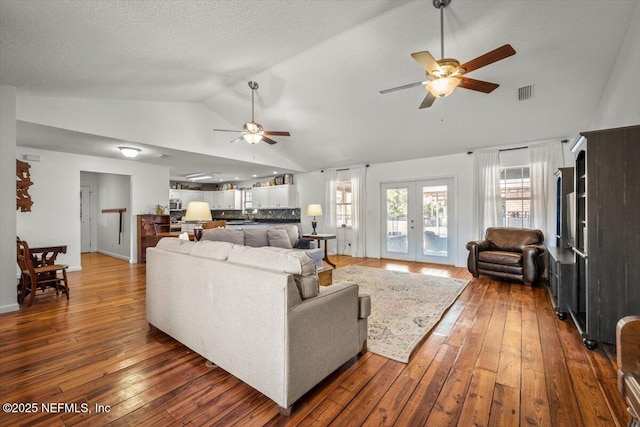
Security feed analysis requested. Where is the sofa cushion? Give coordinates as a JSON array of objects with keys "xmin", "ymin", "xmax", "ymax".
[
  {"xmin": 267, "ymin": 229, "xmax": 293, "ymax": 249},
  {"xmin": 272, "ymin": 224, "xmax": 299, "ymax": 248},
  {"xmin": 244, "ymin": 228, "xmax": 269, "ymax": 247},
  {"xmin": 201, "ymin": 228, "xmax": 245, "ymax": 245},
  {"xmin": 156, "ymin": 238, "xmax": 195, "ymax": 254},
  {"xmin": 478, "ymin": 250, "xmax": 523, "ymax": 266},
  {"xmin": 227, "ymin": 245, "xmax": 319, "ymax": 298},
  {"xmin": 189, "ymin": 240, "xmax": 234, "ymax": 260}
]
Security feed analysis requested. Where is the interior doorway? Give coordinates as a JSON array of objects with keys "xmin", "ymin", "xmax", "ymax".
[
  {"xmin": 380, "ymin": 177, "xmax": 457, "ymax": 265},
  {"xmin": 80, "ymin": 171, "xmax": 131, "ymax": 262}
]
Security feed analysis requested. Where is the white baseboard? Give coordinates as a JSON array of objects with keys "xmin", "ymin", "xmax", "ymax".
[
  {"xmin": 97, "ymin": 249, "xmax": 130, "ymax": 262},
  {"xmin": 0, "ymin": 303, "xmax": 20, "ymax": 314}
]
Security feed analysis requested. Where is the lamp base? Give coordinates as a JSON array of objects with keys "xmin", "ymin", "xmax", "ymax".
[
  {"xmin": 311, "ymin": 221, "xmax": 318, "ymax": 235},
  {"xmin": 194, "ymin": 225, "xmax": 203, "ymax": 241}
]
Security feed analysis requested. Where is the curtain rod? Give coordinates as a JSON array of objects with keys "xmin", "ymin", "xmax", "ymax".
[
  {"xmin": 321, "ymin": 164, "xmax": 370, "ymax": 172},
  {"xmin": 467, "ymin": 139, "xmax": 569, "ymax": 155}
]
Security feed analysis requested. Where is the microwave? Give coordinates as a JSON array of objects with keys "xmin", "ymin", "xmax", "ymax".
[{"xmin": 169, "ymin": 198, "xmax": 182, "ymax": 210}]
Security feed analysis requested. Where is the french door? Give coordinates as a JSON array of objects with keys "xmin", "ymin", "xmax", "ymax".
[{"xmin": 381, "ymin": 178, "xmax": 456, "ymax": 264}]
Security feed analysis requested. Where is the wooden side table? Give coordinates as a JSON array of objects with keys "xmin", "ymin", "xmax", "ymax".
[
  {"xmin": 302, "ymin": 234, "xmax": 336, "ymax": 268},
  {"xmin": 318, "ymin": 268, "xmax": 333, "ymax": 286}
]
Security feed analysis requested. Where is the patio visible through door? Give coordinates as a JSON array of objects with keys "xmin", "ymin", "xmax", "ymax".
[{"xmin": 381, "ymin": 177, "xmax": 456, "ymax": 265}]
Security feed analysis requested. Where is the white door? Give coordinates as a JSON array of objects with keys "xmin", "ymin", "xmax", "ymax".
[
  {"xmin": 381, "ymin": 178, "xmax": 456, "ymax": 265},
  {"xmin": 80, "ymin": 185, "xmax": 92, "ymax": 253}
]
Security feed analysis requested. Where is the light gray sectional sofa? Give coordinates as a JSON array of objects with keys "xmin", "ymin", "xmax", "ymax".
[
  {"xmin": 200, "ymin": 223, "xmax": 324, "ymax": 268},
  {"xmin": 146, "ymin": 238, "xmax": 370, "ymax": 415}
]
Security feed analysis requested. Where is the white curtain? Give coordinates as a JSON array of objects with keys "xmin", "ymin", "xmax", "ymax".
[
  {"xmin": 324, "ymin": 169, "xmax": 337, "ymax": 255},
  {"xmin": 351, "ymin": 165, "xmax": 367, "ymax": 258},
  {"xmin": 530, "ymin": 141, "xmax": 564, "ymax": 244},
  {"xmin": 473, "ymin": 150, "xmax": 501, "ymax": 239}
]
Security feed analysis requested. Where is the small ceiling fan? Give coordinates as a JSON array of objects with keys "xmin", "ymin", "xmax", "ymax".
[
  {"xmin": 380, "ymin": 0, "xmax": 516, "ymax": 109},
  {"xmin": 213, "ymin": 81, "xmax": 290, "ymax": 144}
]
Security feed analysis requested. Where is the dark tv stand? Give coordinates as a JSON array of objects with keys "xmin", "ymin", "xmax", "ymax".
[{"xmin": 545, "ymin": 246, "xmax": 575, "ymax": 321}]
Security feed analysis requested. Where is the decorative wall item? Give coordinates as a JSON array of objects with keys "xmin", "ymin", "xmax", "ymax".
[{"xmin": 16, "ymin": 159, "xmax": 33, "ymax": 212}]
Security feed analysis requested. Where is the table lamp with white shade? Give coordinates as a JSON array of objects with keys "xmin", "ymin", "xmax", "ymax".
[
  {"xmin": 184, "ymin": 201, "xmax": 212, "ymax": 241},
  {"xmin": 306, "ymin": 203, "xmax": 323, "ymax": 235}
]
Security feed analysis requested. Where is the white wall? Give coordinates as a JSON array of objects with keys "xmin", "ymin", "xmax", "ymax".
[
  {"xmin": 365, "ymin": 153, "xmax": 473, "ymax": 266},
  {"xmin": 16, "ymin": 147, "xmax": 170, "ymax": 270},
  {"xmin": 17, "ymin": 95, "xmax": 305, "ymax": 173},
  {"xmin": 296, "ymin": 154, "xmax": 473, "ymax": 266},
  {"xmin": 0, "ymin": 86, "xmax": 18, "ymax": 314},
  {"xmin": 590, "ymin": 1, "xmax": 640, "ymax": 130}
]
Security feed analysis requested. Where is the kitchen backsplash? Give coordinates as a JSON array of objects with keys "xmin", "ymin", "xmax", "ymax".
[{"xmin": 170, "ymin": 208, "xmax": 300, "ymax": 222}]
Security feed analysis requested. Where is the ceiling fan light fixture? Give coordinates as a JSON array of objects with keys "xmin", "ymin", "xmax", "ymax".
[
  {"xmin": 243, "ymin": 133, "xmax": 263, "ymax": 144},
  {"xmin": 427, "ymin": 77, "xmax": 460, "ymax": 97}
]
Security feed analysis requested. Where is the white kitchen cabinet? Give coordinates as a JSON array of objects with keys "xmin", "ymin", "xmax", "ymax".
[
  {"xmin": 222, "ymin": 190, "xmax": 241, "ymax": 209},
  {"xmin": 269, "ymin": 185, "xmax": 296, "ymax": 208},
  {"xmin": 251, "ymin": 187, "xmax": 270, "ymax": 208},
  {"xmin": 251, "ymin": 185, "xmax": 296, "ymax": 208},
  {"xmin": 180, "ymin": 190, "xmax": 204, "ymax": 206},
  {"xmin": 169, "ymin": 189, "xmax": 181, "ymax": 200},
  {"xmin": 203, "ymin": 190, "xmax": 241, "ymax": 210}
]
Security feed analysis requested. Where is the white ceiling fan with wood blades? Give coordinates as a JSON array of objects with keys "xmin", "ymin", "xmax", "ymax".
[
  {"xmin": 380, "ymin": 0, "xmax": 516, "ymax": 109},
  {"xmin": 214, "ymin": 81, "xmax": 290, "ymax": 144}
]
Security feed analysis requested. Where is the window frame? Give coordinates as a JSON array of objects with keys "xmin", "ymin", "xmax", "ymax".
[
  {"xmin": 499, "ymin": 165, "xmax": 531, "ymax": 229},
  {"xmin": 336, "ymin": 179, "xmax": 353, "ymax": 228}
]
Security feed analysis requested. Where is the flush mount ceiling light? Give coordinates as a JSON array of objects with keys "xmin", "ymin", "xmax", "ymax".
[
  {"xmin": 119, "ymin": 147, "xmax": 141, "ymax": 158},
  {"xmin": 184, "ymin": 173, "xmax": 213, "ymax": 181}
]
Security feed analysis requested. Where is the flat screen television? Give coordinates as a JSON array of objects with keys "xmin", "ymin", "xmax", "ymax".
[{"xmin": 566, "ymin": 192, "xmax": 576, "ymax": 248}]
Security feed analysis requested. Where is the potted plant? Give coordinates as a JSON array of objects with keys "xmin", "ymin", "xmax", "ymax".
[{"xmin": 154, "ymin": 203, "xmax": 167, "ymax": 215}]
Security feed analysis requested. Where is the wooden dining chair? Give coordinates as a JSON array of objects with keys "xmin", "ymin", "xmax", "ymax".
[
  {"xmin": 16, "ymin": 239, "xmax": 69, "ymax": 307},
  {"xmin": 202, "ymin": 220, "xmax": 226, "ymax": 229}
]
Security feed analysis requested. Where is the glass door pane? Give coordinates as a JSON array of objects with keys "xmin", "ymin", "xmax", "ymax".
[
  {"xmin": 381, "ymin": 183, "xmax": 416, "ymax": 260},
  {"xmin": 421, "ymin": 185, "xmax": 448, "ymax": 257},
  {"xmin": 416, "ymin": 177, "xmax": 456, "ymax": 265},
  {"xmin": 385, "ymin": 187, "xmax": 408, "ymax": 253}
]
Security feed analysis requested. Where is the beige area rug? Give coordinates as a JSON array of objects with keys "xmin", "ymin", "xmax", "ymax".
[{"xmin": 334, "ymin": 265, "xmax": 469, "ymax": 363}]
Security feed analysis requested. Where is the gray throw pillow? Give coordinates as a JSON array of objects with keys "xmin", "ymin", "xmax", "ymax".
[
  {"xmin": 243, "ymin": 228, "xmax": 269, "ymax": 247},
  {"xmin": 267, "ymin": 229, "xmax": 293, "ymax": 249},
  {"xmin": 201, "ymin": 228, "xmax": 244, "ymax": 245}
]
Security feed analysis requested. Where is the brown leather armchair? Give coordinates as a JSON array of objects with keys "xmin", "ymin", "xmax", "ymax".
[
  {"xmin": 617, "ymin": 316, "xmax": 640, "ymax": 427},
  {"xmin": 466, "ymin": 227, "xmax": 545, "ymax": 286}
]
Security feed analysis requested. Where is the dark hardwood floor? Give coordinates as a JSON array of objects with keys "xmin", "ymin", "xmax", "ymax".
[{"xmin": 0, "ymin": 253, "xmax": 629, "ymax": 426}]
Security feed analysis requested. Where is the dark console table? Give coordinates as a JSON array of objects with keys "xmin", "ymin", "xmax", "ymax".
[{"xmin": 545, "ymin": 246, "xmax": 575, "ymax": 321}]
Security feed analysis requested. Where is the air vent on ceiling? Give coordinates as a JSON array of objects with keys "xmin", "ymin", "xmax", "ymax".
[{"xmin": 518, "ymin": 84, "xmax": 534, "ymax": 101}]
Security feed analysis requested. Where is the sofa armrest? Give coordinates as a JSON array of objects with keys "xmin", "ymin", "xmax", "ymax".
[
  {"xmin": 522, "ymin": 244, "xmax": 545, "ymax": 284},
  {"xmin": 466, "ymin": 239, "xmax": 491, "ymax": 276},
  {"xmin": 285, "ymin": 281, "xmax": 364, "ymax": 407},
  {"xmin": 617, "ymin": 316, "xmax": 640, "ymax": 423},
  {"xmin": 466, "ymin": 239, "xmax": 491, "ymax": 251},
  {"xmin": 358, "ymin": 293, "xmax": 371, "ymax": 319}
]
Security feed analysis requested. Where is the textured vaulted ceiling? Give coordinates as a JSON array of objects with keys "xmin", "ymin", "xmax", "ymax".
[{"xmin": 1, "ymin": 0, "xmax": 638, "ymax": 181}]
